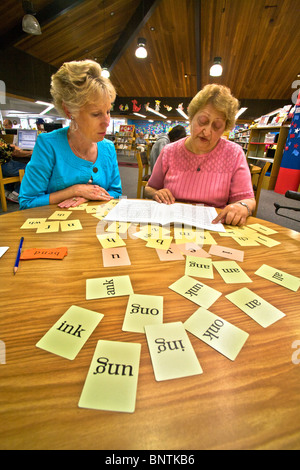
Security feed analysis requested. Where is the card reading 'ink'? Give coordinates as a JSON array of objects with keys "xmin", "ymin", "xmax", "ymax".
[{"xmin": 36, "ymin": 305, "xmax": 104, "ymax": 360}]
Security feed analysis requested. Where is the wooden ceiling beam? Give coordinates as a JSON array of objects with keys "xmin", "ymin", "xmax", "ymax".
[
  {"xmin": 195, "ymin": 0, "xmax": 201, "ymax": 90},
  {"xmin": 103, "ymin": 0, "xmax": 162, "ymax": 72},
  {"xmin": 0, "ymin": 0, "xmax": 85, "ymax": 50}
]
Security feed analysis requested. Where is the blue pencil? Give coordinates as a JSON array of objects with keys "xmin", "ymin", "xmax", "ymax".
[{"xmin": 13, "ymin": 237, "xmax": 24, "ymax": 275}]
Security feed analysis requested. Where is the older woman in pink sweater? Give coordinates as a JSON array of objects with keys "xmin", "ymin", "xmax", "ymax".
[{"xmin": 145, "ymin": 84, "xmax": 255, "ymax": 226}]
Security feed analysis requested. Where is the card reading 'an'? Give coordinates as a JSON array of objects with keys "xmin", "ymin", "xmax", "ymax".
[{"xmin": 225, "ymin": 287, "xmax": 286, "ymax": 327}]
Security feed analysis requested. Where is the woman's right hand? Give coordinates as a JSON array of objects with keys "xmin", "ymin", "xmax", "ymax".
[
  {"xmin": 76, "ymin": 184, "xmax": 113, "ymax": 201},
  {"xmin": 152, "ymin": 188, "xmax": 175, "ymax": 205}
]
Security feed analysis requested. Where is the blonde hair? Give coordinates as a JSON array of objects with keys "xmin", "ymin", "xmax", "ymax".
[
  {"xmin": 50, "ymin": 59, "xmax": 116, "ymax": 118},
  {"xmin": 187, "ymin": 84, "xmax": 239, "ymax": 131}
]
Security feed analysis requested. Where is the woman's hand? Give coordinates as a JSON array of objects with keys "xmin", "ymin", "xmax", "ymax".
[
  {"xmin": 58, "ymin": 196, "xmax": 88, "ymax": 208},
  {"xmin": 57, "ymin": 184, "xmax": 113, "ymax": 208},
  {"xmin": 212, "ymin": 203, "xmax": 249, "ymax": 226},
  {"xmin": 152, "ymin": 188, "xmax": 175, "ymax": 205},
  {"xmin": 76, "ymin": 184, "xmax": 113, "ymax": 202}
]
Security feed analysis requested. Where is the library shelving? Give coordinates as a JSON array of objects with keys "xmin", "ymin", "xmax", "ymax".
[
  {"xmin": 233, "ymin": 128, "xmax": 250, "ymax": 152},
  {"xmin": 246, "ymin": 125, "xmax": 289, "ymax": 190},
  {"xmin": 115, "ymin": 124, "xmax": 136, "ymax": 154}
]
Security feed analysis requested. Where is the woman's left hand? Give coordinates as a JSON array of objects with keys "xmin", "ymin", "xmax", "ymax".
[
  {"xmin": 58, "ymin": 196, "xmax": 88, "ymax": 208},
  {"xmin": 212, "ymin": 203, "xmax": 249, "ymax": 226}
]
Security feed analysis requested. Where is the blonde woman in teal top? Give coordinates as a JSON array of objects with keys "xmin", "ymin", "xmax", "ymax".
[{"xmin": 19, "ymin": 60, "xmax": 122, "ymax": 210}]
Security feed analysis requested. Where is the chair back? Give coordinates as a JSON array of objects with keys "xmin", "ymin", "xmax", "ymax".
[
  {"xmin": 1, "ymin": 134, "xmax": 14, "ymax": 144},
  {"xmin": 250, "ymin": 161, "xmax": 271, "ymax": 217},
  {"xmin": 135, "ymin": 151, "xmax": 149, "ymax": 198},
  {"xmin": 0, "ymin": 164, "xmax": 24, "ymax": 212}
]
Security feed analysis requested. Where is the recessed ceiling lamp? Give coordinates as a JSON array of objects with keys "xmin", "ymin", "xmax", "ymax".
[
  {"xmin": 210, "ymin": 57, "xmax": 222, "ymax": 77},
  {"xmin": 22, "ymin": 1, "xmax": 42, "ymax": 35},
  {"xmin": 101, "ymin": 68, "xmax": 110, "ymax": 79},
  {"xmin": 135, "ymin": 38, "xmax": 147, "ymax": 59}
]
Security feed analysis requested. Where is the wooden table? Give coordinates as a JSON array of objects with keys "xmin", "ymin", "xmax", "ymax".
[{"xmin": 0, "ymin": 202, "xmax": 299, "ymax": 450}]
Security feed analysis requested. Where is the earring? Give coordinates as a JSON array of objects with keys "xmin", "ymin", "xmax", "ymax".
[{"xmin": 70, "ymin": 116, "xmax": 78, "ymax": 131}]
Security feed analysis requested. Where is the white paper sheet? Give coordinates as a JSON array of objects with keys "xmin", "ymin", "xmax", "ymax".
[
  {"xmin": 104, "ymin": 199, "xmax": 225, "ymax": 232},
  {"xmin": 0, "ymin": 247, "xmax": 9, "ymax": 258}
]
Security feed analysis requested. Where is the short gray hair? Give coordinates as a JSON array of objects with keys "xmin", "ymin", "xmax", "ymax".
[{"xmin": 188, "ymin": 84, "xmax": 239, "ymax": 131}]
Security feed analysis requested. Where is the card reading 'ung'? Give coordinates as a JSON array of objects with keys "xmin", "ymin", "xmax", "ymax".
[
  {"xmin": 145, "ymin": 322, "xmax": 203, "ymax": 381},
  {"xmin": 78, "ymin": 340, "xmax": 141, "ymax": 413}
]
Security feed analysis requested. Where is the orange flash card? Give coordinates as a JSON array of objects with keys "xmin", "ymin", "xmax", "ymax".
[{"xmin": 20, "ymin": 247, "xmax": 68, "ymax": 260}]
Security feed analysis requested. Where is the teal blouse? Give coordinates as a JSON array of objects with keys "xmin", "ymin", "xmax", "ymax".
[{"xmin": 19, "ymin": 127, "xmax": 122, "ymax": 210}]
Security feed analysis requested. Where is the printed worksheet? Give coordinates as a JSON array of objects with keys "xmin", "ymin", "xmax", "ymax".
[{"xmin": 104, "ymin": 199, "xmax": 225, "ymax": 232}]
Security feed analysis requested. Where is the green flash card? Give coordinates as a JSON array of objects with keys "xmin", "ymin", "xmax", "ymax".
[
  {"xmin": 145, "ymin": 322, "xmax": 203, "ymax": 381},
  {"xmin": 169, "ymin": 275, "xmax": 222, "ymax": 308},
  {"xmin": 122, "ymin": 294, "xmax": 163, "ymax": 333},
  {"xmin": 226, "ymin": 287, "xmax": 286, "ymax": 327},
  {"xmin": 86, "ymin": 275, "xmax": 133, "ymax": 300},
  {"xmin": 78, "ymin": 340, "xmax": 141, "ymax": 413},
  {"xmin": 36, "ymin": 305, "xmax": 104, "ymax": 360},
  {"xmin": 184, "ymin": 307, "xmax": 249, "ymax": 361}
]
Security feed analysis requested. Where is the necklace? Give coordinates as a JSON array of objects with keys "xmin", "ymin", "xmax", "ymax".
[{"xmin": 69, "ymin": 138, "xmax": 97, "ymax": 162}]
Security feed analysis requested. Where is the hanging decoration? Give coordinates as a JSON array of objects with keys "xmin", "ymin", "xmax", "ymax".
[
  {"xmin": 119, "ymin": 104, "xmax": 129, "ymax": 112},
  {"xmin": 132, "ymin": 100, "xmax": 141, "ymax": 112}
]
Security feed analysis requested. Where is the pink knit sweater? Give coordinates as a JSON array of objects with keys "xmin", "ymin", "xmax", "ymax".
[{"xmin": 147, "ymin": 137, "xmax": 254, "ymax": 208}]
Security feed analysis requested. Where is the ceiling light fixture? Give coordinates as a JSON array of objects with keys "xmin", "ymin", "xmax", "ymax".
[
  {"xmin": 210, "ymin": 57, "xmax": 222, "ymax": 77},
  {"xmin": 135, "ymin": 38, "xmax": 147, "ymax": 59},
  {"xmin": 176, "ymin": 108, "xmax": 189, "ymax": 120},
  {"xmin": 235, "ymin": 107, "xmax": 248, "ymax": 119},
  {"xmin": 147, "ymin": 107, "xmax": 166, "ymax": 119},
  {"xmin": 39, "ymin": 104, "xmax": 54, "ymax": 116},
  {"xmin": 22, "ymin": 1, "xmax": 41, "ymax": 35},
  {"xmin": 35, "ymin": 100, "xmax": 54, "ymax": 115},
  {"xmin": 133, "ymin": 112, "xmax": 147, "ymax": 118},
  {"xmin": 101, "ymin": 68, "xmax": 110, "ymax": 79},
  {"xmin": 35, "ymin": 100, "xmax": 52, "ymax": 106}
]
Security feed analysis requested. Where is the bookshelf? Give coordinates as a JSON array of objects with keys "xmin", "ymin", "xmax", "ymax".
[
  {"xmin": 246, "ymin": 125, "xmax": 289, "ymax": 190},
  {"xmin": 115, "ymin": 125, "xmax": 136, "ymax": 155},
  {"xmin": 233, "ymin": 128, "xmax": 250, "ymax": 153}
]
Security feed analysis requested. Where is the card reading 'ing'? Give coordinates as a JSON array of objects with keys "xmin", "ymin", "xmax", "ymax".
[{"xmin": 145, "ymin": 322, "xmax": 203, "ymax": 381}]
